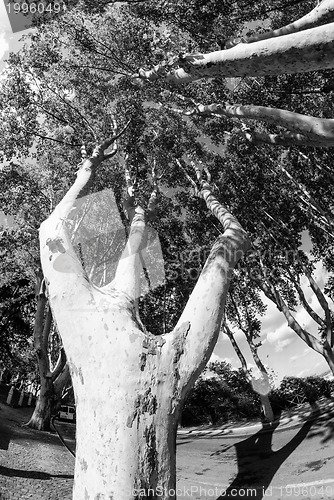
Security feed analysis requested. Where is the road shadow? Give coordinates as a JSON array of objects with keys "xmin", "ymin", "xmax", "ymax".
[
  {"xmin": 0, "ymin": 465, "xmax": 73, "ymax": 480},
  {"xmin": 305, "ymin": 400, "xmax": 334, "ymax": 444},
  {"xmin": 215, "ymin": 406, "xmax": 320, "ymax": 500},
  {"xmin": 0, "ymin": 418, "xmax": 14, "ymax": 451}
]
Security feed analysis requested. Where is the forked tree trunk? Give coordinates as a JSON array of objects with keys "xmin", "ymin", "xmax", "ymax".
[{"xmin": 39, "ymin": 143, "xmax": 250, "ymax": 499}]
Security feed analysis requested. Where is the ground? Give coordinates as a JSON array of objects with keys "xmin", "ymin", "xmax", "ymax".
[
  {"xmin": 0, "ymin": 398, "xmax": 333, "ymax": 499},
  {"xmin": 0, "ymin": 404, "xmax": 74, "ymax": 500}
]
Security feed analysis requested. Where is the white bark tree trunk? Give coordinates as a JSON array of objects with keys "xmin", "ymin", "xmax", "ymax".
[
  {"xmin": 241, "ymin": 129, "xmax": 334, "ymax": 148},
  {"xmin": 226, "ymin": 0, "xmax": 334, "ymax": 47},
  {"xmin": 137, "ymin": 24, "xmax": 334, "ymax": 83},
  {"xmin": 167, "ymin": 99, "xmax": 334, "ymax": 148},
  {"xmin": 193, "ymin": 103, "xmax": 334, "ymax": 143},
  {"xmin": 39, "ymin": 145, "xmax": 250, "ymax": 498}
]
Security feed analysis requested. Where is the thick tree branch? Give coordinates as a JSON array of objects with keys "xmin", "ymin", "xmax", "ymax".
[
  {"xmin": 284, "ymin": 265, "xmax": 326, "ymax": 329},
  {"xmin": 224, "ymin": 323, "xmax": 250, "ymax": 380},
  {"xmin": 226, "ymin": 0, "xmax": 334, "ymax": 48},
  {"xmin": 53, "ymin": 363, "xmax": 71, "ymax": 398},
  {"xmin": 256, "ymin": 275, "xmax": 326, "ymax": 355},
  {"xmin": 242, "ymin": 129, "xmax": 334, "ymax": 148},
  {"xmin": 299, "ymin": 260, "xmax": 334, "ymax": 347},
  {"xmin": 39, "ymin": 124, "xmax": 126, "ymax": 298},
  {"xmin": 170, "ymin": 166, "xmax": 250, "ymax": 398},
  {"xmin": 136, "ymin": 24, "xmax": 334, "ymax": 83},
  {"xmin": 186, "ymin": 102, "xmax": 334, "ymax": 143}
]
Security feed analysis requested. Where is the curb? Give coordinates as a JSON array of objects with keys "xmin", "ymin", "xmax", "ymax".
[{"xmin": 177, "ymin": 412, "xmax": 318, "ymax": 438}]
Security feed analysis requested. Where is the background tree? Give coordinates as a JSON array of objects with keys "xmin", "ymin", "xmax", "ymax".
[
  {"xmin": 181, "ymin": 361, "xmax": 261, "ymax": 426},
  {"xmin": 0, "ymin": 160, "xmax": 73, "ymax": 428}
]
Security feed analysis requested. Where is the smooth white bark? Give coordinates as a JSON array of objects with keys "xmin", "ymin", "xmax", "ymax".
[
  {"xmin": 195, "ymin": 103, "xmax": 334, "ymax": 142},
  {"xmin": 242, "ymin": 129, "xmax": 334, "ymax": 148},
  {"xmin": 138, "ymin": 24, "xmax": 334, "ymax": 83},
  {"xmin": 226, "ymin": 0, "xmax": 334, "ymax": 47}
]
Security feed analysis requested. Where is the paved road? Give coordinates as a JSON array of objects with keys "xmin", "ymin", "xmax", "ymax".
[
  {"xmin": 0, "ymin": 406, "xmax": 75, "ymax": 500},
  {"xmin": 0, "ymin": 400, "xmax": 333, "ymax": 499},
  {"xmin": 176, "ymin": 405, "xmax": 334, "ymax": 500}
]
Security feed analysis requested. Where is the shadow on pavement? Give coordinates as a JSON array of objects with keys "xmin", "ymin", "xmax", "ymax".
[
  {"xmin": 0, "ymin": 465, "xmax": 73, "ymax": 480},
  {"xmin": 305, "ymin": 401, "xmax": 334, "ymax": 444},
  {"xmin": 0, "ymin": 420, "xmax": 14, "ymax": 451},
  {"xmin": 215, "ymin": 406, "xmax": 320, "ymax": 500}
]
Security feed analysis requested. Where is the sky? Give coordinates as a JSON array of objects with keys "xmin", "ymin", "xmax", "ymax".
[
  {"xmin": 212, "ymin": 254, "xmax": 334, "ymax": 385},
  {"xmin": 1, "ymin": 5, "xmax": 333, "ymax": 387},
  {"xmin": 0, "ymin": 3, "xmax": 32, "ymax": 73}
]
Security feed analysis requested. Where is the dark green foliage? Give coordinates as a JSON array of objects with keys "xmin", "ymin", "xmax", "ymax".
[
  {"xmin": 181, "ymin": 361, "xmax": 262, "ymax": 426},
  {"xmin": 0, "ymin": 0, "xmax": 333, "ymax": 396},
  {"xmin": 181, "ymin": 366, "xmax": 333, "ymax": 427},
  {"xmin": 268, "ymin": 376, "xmax": 333, "ymax": 411}
]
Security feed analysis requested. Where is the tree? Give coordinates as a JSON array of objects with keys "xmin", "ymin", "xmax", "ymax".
[
  {"xmin": 223, "ymin": 322, "xmax": 274, "ymax": 422},
  {"xmin": 0, "ymin": 159, "xmax": 74, "ymax": 429},
  {"xmin": 136, "ymin": 23, "xmax": 334, "ymax": 82},
  {"xmin": 0, "ymin": 204, "xmax": 36, "ymax": 386},
  {"xmin": 25, "ymin": 270, "xmax": 70, "ymax": 430},
  {"xmin": 1, "ymin": 0, "xmax": 333, "ymax": 496},
  {"xmin": 181, "ymin": 361, "xmax": 261, "ymax": 426},
  {"xmin": 225, "ymin": 0, "xmax": 334, "ymax": 47},
  {"xmin": 168, "ymin": 98, "xmax": 334, "ymax": 148},
  {"xmin": 38, "ymin": 129, "xmax": 249, "ymax": 497}
]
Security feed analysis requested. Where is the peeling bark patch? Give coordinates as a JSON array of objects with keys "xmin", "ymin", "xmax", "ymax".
[
  {"xmin": 81, "ymin": 458, "xmax": 88, "ymax": 472},
  {"xmin": 140, "ymin": 352, "xmax": 147, "ymax": 371},
  {"xmin": 142, "ymin": 389, "xmax": 157, "ymax": 415},
  {"xmin": 140, "ymin": 335, "xmax": 166, "ymax": 371},
  {"xmin": 69, "ymin": 362, "xmax": 84, "ymax": 385},
  {"xmin": 136, "ymin": 424, "xmax": 158, "ymax": 497},
  {"xmin": 129, "ymin": 331, "xmax": 139, "ymax": 343},
  {"xmin": 127, "ymin": 389, "xmax": 157, "ymax": 428},
  {"xmin": 78, "ymin": 368, "xmax": 84, "ymax": 385},
  {"xmin": 144, "ymin": 424, "xmax": 157, "ymax": 475},
  {"xmin": 171, "ymin": 321, "xmax": 191, "ymax": 363},
  {"xmin": 46, "ymin": 237, "xmax": 66, "ymax": 254}
]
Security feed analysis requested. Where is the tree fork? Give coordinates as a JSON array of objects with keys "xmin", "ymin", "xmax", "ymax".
[{"xmin": 40, "ymin": 151, "xmax": 249, "ymax": 498}]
